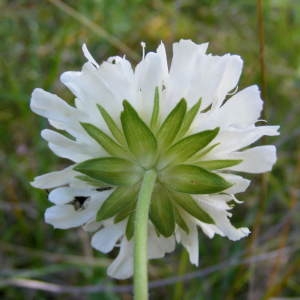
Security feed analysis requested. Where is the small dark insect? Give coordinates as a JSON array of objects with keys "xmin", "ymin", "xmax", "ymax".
[
  {"xmin": 96, "ymin": 187, "xmax": 113, "ymax": 192},
  {"xmin": 72, "ymin": 196, "xmax": 89, "ymax": 210}
]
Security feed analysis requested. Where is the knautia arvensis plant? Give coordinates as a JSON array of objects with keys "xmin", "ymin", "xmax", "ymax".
[{"xmin": 31, "ymin": 40, "xmax": 279, "ymax": 298}]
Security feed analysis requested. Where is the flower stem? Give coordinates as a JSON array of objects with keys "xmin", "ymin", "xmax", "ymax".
[{"xmin": 134, "ymin": 169, "xmax": 157, "ymax": 300}]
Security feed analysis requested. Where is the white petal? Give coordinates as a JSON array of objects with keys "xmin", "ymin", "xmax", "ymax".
[
  {"xmin": 45, "ymin": 198, "xmax": 102, "ymax": 229},
  {"xmin": 83, "ymin": 221, "xmax": 102, "ymax": 232},
  {"xmin": 60, "ymin": 62, "xmax": 121, "ymax": 119},
  {"xmin": 89, "ymin": 189, "xmax": 114, "ymax": 207},
  {"xmin": 30, "ymin": 88, "xmax": 82, "ymax": 128},
  {"xmin": 48, "ymin": 186, "xmax": 93, "ymax": 205},
  {"xmin": 41, "ymin": 129, "xmax": 101, "ymax": 162},
  {"xmin": 31, "ymin": 166, "xmax": 76, "ymax": 189},
  {"xmin": 91, "ymin": 222, "xmax": 125, "ymax": 253},
  {"xmin": 211, "ymin": 54, "xmax": 243, "ymax": 108},
  {"xmin": 187, "ymin": 54, "xmax": 243, "ymax": 110},
  {"xmin": 72, "ymin": 97, "xmax": 112, "ymax": 137},
  {"xmin": 107, "ymin": 55, "xmax": 134, "ymax": 81},
  {"xmin": 170, "ymin": 40, "xmax": 208, "ymax": 75},
  {"xmin": 107, "ymin": 238, "xmax": 133, "ymax": 279},
  {"xmin": 196, "ymin": 195, "xmax": 250, "ymax": 241},
  {"xmin": 228, "ymin": 145, "xmax": 277, "ymax": 173},
  {"xmin": 176, "ymin": 220, "xmax": 199, "ymax": 265},
  {"xmin": 194, "ymin": 86, "xmax": 264, "ymax": 131},
  {"xmin": 134, "ymin": 52, "xmax": 166, "ymax": 121},
  {"xmin": 99, "ymin": 57, "xmax": 135, "ymax": 109},
  {"xmin": 147, "ymin": 223, "xmax": 175, "ymax": 259},
  {"xmin": 82, "ymin": 44, "xmax": 99, "ymax": 68},
  {"xmin": 210, "ymin": 126, "xmax": 280, "ymax": 153},
  {"xmin": 217, "ymin": 86, "xmax": 263, "ymax": 126},
  {"xmin": 196, "ymin": 194, "xmax": 232, "ymax": 210},
  {"xmin": 167, "ymin": 40, "xmax": 208, "ymax": 107},
  {"xmin": 196, "ymin": 221, "xmax": 224, "ymax": 239},
  {"xmin": 156, "ymin": 42, "xmax": 169, "ymax": 77},
  {"xmin": 221, "ymin": 173, "xmax": 251, "ymax": 194}
]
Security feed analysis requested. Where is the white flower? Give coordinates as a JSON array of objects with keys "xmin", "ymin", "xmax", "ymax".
[{"xmin": 30, "ymin": 40, "xmax": 279, "ymax": 279}]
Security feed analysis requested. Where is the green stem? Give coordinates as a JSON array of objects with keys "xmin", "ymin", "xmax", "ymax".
[{"xmin": 134, "ymin": 169, "xmax": 157, "ymax": 300}]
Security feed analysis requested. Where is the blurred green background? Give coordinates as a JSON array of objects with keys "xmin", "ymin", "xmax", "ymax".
[{"xmin": 0, "ymin": 0, "xmax": 299, "ymax": 299}]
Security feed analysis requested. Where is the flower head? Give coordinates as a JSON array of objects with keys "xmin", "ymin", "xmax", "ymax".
[{"xmin": 31, "ymin": 40, "xmax": 279, "ymax": 279}]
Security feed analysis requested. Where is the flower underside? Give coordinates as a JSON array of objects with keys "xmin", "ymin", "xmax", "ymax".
[{"xmin": 74, "ymin": 88, "xmax": 241, "ymax": 239}]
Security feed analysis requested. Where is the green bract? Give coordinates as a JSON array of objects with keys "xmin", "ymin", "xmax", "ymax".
[
  {"xmin": 160, "ymin": 164, "xmax": 231, "ymax": 194},
  {"xmin": 74, "ymin": 157, "xmax": 143, "ymax": 186},
  {"xmin": 121, "ymin": 101, "xmax": 157, "ymax": 168},
  {"xmin": 97, "ymin": 185, "xmax": 138, "ymax": 221},
  {"xmin": 150, "ymin": 183, "xmax": 175, "ymax": 237},
  {"xmin": 74, "ymin": 91, "xmax": 241, "ymax": 238}
]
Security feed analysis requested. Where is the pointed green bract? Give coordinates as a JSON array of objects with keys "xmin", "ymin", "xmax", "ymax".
[
  {"xmin": 149, "ymin": 184, "xmax": 175, "ymax": 237},
  {"xmin": 177, "ymin": 99, "xmax": 201, "ymax": 138},
  {"xmin": 121, "ymin": 101, "xmax": 157, "ymax": 168},
  {"xmin": 157, "ymin": 99, "xmax": 187, "ymax": 149},
  {"xmin": 97, "ymin": 104, "xmax": 126, "ymax": 145},
  {"xmin": 114, "ymin": 199, "xmax": 136, "ymax": 223},
  {"xmin": 81, "ymin": 122, "xmax": 128, "ymax": 158},
  {"xmin": 75, "ymin": 175, "xmax": 109, "ymax": 188},
  {"xmin": 97, "ymin": 186, "xmax": 138, "ymax": 221},
  {"xmin": 171, "ymin": 192, "xmax": 214, "ymax": 224},
  {"xmin": 74, "ymin": 157, "xmax": 143, "ymax": 186},
  {"xmin": 173, "ymin": 205, "xmax": 189, "ymax": 233},
  {"xmin": 195, "ymin": 159, "xmax": 243, "ymax": 170},
  {"xmin": 150, "ymin": 87, "xmax": 160, "ymax": 131},
  {"xmin": 126, "ymin": 213, "xmax": 135, "ymax": 240},
  {"xmin": 160, "ymin": 164, "xmax": 231, "ymax": 194},
  {"xmin": 192, "ymin": 143, "xmax": 220, "ymax": 161},
  {"xmin": 160, "ymin": 128, "xmax": 219, "ymax": 167}
]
